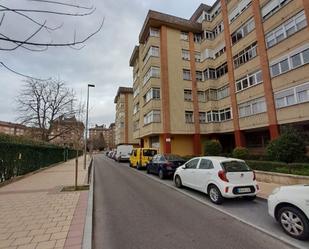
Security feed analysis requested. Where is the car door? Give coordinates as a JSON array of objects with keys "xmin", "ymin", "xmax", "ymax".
[
  {"xmin": 181, "ymin": 158, "xmax": 200, "ymax": 189},
  {"xmin": 195, "ymin": 159, "xmax": 215, "ymax": 192},
  {"xmin": 156, "ymin": 155, "xmax": 165, "ymax": 174},
  {"xmin": 149, "ymin": 155, "xmax": 158, "ymax": 173}
]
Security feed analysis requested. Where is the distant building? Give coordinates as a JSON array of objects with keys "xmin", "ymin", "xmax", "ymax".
[
  {"xmin": 114, "ymin": 87, "xmax": 139, "ymax": 146},
  {"xmin": 89, "ymin": 123, "xmax": 116, "ymax": 149},
  {"xmin": 0, "ymin": 121, "xmax": 26, "ymax": 136},
  {"xmin": 49, "ymin": 115, "xmax": 84, "ymax": 149}
]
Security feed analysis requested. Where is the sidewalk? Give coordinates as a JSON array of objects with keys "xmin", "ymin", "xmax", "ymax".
[{"xmin": 0, "ymin": 156, "xmax": 90, "ymax": 249}]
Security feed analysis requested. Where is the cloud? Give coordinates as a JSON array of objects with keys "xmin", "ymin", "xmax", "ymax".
[{"xmin": 0, "ymin": 0, "xmax": 216, "ymax": 127}]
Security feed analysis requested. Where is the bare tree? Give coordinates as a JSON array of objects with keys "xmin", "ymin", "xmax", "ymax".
[
  {"xmin": 90, "ymin": 132, "xmax": 106, "ymax": 151},
  {"xmin": 17, "ymin": 78, "xmax": 84, "ymax": 142},
  {"xmin": 0, "ymin": 0, "xmax": 103, "ymax": 76}
]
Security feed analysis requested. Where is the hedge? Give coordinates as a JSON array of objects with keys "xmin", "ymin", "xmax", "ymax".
[
  {"xmin": 0, "ymin": 141, "xmax": 82, "ymax": 183},
  {"xmin": 246, "ymin": 160, "xmax": 309, "ymax": 176}
]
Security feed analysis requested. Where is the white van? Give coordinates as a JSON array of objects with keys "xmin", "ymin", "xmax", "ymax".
[{"xmin": 115, "ymin": 145, "xmax": 133, "ymax": 162}]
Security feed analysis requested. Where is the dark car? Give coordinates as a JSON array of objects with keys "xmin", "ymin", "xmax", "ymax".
[{"xmin": 146, "ymin": 154, "xmax": 186, "ymax": 179}]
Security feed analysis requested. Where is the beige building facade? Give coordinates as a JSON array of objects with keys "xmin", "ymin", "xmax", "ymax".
[
  {"xmin": 114, "ymin": 87, "xmax": 140, "ymax": 146},
  {"xmin": 130, "ymin": 0, "xmax": 309, "ymax": 156}
]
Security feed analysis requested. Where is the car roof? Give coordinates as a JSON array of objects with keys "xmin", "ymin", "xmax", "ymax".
[{"xmin": 194, "ymin": 156, "xmax": 244, "ymax": 163}]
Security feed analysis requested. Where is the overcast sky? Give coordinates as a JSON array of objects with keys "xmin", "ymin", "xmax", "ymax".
[{"xmin": 0, "ymin": 0, "xmax": 215, "ymax": 128}]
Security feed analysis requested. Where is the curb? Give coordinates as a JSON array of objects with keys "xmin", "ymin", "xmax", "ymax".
[{"xmin": 82, "ymin": 158, "xmax": 94, "ymax": 249}]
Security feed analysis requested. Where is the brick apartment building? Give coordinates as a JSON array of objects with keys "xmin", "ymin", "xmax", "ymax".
[
  {"xmin": 0, "ymin": 121, "xmax": 26, "ymax": 136},
  {"xmin": 129, "ymin": 0, "xmax": 309, "ymax": 156},
  {"xmin": 89, "ymin": 123, "xmax": 116, "ymax": 149}
]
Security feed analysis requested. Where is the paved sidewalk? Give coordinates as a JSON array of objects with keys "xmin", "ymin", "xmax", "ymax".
[
  {"xmin": 257, "ymin": 181, "xmax": 282, "ymax": 199},
  {"xmin": 0, "ymin": 156, "xmax": 90, "ymax": 249}
]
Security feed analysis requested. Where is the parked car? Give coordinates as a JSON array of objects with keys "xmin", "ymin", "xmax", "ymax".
[
  {"xmin": 129, "ymin": 148, "xmax": 158, "ymax": 170},
  {"xmin": 115, "ymin": 144, "xmax": 133, "ymax": 162},
  {"xmin": 173, "ymin": 156, "xmax": 259, "ymax": 204},
  {"xmin": 268, "ymin": 185, "xmax": 309, "ymax": 240},
  {"xmin": 146, "ymin": 154, "xmax": 186, "ymax": 179}
]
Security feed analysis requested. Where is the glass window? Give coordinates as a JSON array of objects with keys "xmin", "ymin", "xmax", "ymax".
[
  {"xmin": 185, "ymin": 158, "xmax": 200, "ymax": 169},
  {"xmin": 184, "ymin": 90, "xmax": 192, "ymax": 101},
  {"xmin": 185, "ymin": 111, "xmax": 194, "ymax": 123},
  {"xmin": 183, "ymin": 69, "xmax": 191, "ymax": 80},
  {"xmin": 280, "ymin": 59, "xmax": 289, "ymax": 73},
  {"xmin": 297, "ymin": 90, "xmax": 309, "ymax": 103},
  {"xmin": 198, "ymin": 91, "xmax": 205, "ymax": 102},
  {"xmin": 275, "ymin": 97, "xmax": 285, "ymax": 108},
  {"xmin": 199, "ymin": 159, "xmax": 214, "ymax": 169},
  {"xmin": 286, "ymin": 94, "xmax": 296, "ymax": 105},
  {"xmin": 199, "ymin": 112, "xmax": 206, "ymax": 123},
  {"xmin": 242, "ymin": 78, "xmax": 248, "ymax": 89},
  {"xmin": 285, "ymin": 19, "xmax": 296, "ymax": 36},
  {"xmin": 236, "ymin": 81, "xmax": 242, "ymax": 91},
  {"xmin": 295, "ymin": 12, "xmax": 307, "ymax": 30},
  {"xmin": 256, "ymin": 71, "xmax": 262, "ymax": 83},
  {"xmin": 271, "ymin": 63, "xmax": 280, "ymax": 77},
  {"xmin": 196, "ymin": 71, "xmax": 203, "ymax": 81},
  {"xmin": 266, "ymin": 33, "xmax": 276, "ymax": 48},
  {"xmin": 291, "ymin": 53, "xmax": 302, "ymax": 68},
  {"xmin": 221, "ymin": 161, "xmax": 251, "ymax": 172},
  {"xmin": 182, "ymin": 49, "xmax": 190, "ymax": 60},
  {"xmin": 275, "ymin": 27, "xmax": 285, "ymax": 42},
  {"xmin": 302, "ymin": 49, "xmax": 309, "ymax": 64}
]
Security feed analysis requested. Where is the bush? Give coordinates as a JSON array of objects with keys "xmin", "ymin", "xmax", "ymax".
[
  {"xmin": 204, "ymin": 140, "xmax": 222, "ymax": 156},
  {"xmin": 232, "ymin": 147, "xmax": 249, "ymax": 159},
  {"xmin": 246, "ymin": 160, "xmax": 309, "ymax": 176},
  {"xmin": 266, "ymin": 127, "xmax": 306, "ymax": 163}
]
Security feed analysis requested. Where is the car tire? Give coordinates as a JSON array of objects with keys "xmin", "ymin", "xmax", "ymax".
[
  {"xmin": 174, "ymin": 175, "xmax": 182, "ymax": 188},
  {"xmin": 244, "ymin": 195, "xmax": 256, "ymax": 201},
  {"xmin": 158, "ymin": 169, "xmax": 165, "ymax": 180},
  {"xmin": 278, "ymin": 206, "xmax": 309, "ymax": 240},
  {"xmin": 208, "ymin": 185, "xmax": 224, "ymax": 205}
]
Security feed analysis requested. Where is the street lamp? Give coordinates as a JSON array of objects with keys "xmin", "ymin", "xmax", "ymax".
[{"xmin": 84, "ymin": 84, "xmax": 95, "ymax": 170}]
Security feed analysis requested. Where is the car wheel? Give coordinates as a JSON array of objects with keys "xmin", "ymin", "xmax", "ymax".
[
  {"xmin": 278, "ymin": 206, "xmax": 309, "ymax": 240},
  {"xmin": 158, "ymin": 169, "xmax": 165, "ymax": 180},
  {"xmin": 208, "ymin": 185, "xmax": 224, "ymax": 205},
  {"xmin": 174, "ymin": 175, "xmax": 182, "ymax": 188},
  {"xmin": 244, "ymin": 195, "xmax": 256, "ymax": 201}
]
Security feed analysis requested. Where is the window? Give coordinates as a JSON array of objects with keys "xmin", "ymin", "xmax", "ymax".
[
  {"xmin": 205, "ymin": 108, "xmax": 232, "ymax": 122},
  {"xmin": 185, "ymin": 158, "xmax": 200, "ymax": 169},
  {"xmin": 144, "ymin": 110, "xmax": 161, "ymax": 125},
  {"xmin": 231, "ymin": 18, "xmax": 255, "ymax": 45},
  {"xmin": 185, "ymin": 111, "xmax": 194, "ymax": 123},
  {"xmin": 195, "ymin": 52, "xmax": 201, "ymax": 62},
  {"xmin": 217, "ymin": 85, "xmax": 230, "ymax": 100},
  {"xmin": 182, "ymin": 49, "xmax": 190, "ymax": 60},
  {"xmin": 265, "ymin": 11, "xmax": 307, "ymax": 48},
  {"xmin": 203, "ymin": 62, "xmax": 228, "ymax": 80},
  {"xmin": 181, "ymin": 31, "xmax": 189, "ymax": 41},
  {"xmin": 197, "ymin": 91, "xmax": 205, "ymax": 102},
  {"xmin": 133, "ymin": 120, "xmax": 139, "ymax": 131},
  {"xmin": 133, "ymin": 102, "xmax": 139, "ymax": 114},
  {"xmin": 262, "ymin": 0, "xmax": 291, "ymax": 21},
  {"xmin": 196, "ymin": 71, "xmax": 203, "ymax": 81},
  {"xmin": 238, "ymin": 97, "xmax": 266, "ymax": 117},
  {"xmin": 184, "ymin": 89, "xmax": 193, "ymax": 101},
  {"xmin": 194, "ymin": 33, "xmax": 203, "ymax": 43},
  {"xmin": 144, "ymin": 88, "xmax": 160, "ymax": 103},
  {"xmin": 133, "ymin": 87, "xmax": 139, "ymax": 98},
  {"xmin": 204, "ymin": 22, "xmax": 224, "ymax": 40},
  {"xmin": 143, "ymin": 46, "xmax": 159, "ymax": 63},
  {"xmin": 199, "ymin": 159, "xmax": 214, "ymax": 169},
  {"xmin": 233, "ymin": 42, "xmax": 257, "ymax": 68},
  {"xmin": 150, "ymin": 28, "xmax": 160, "ymax": 37},
  {"xmin": 183, "ymin": 69, "xmax": 191, "ymax": 81},
  {"xmin": 235, "ymin": 70, "xmax": 263, "ymax": 92},
  {"xmin": 275, "ymin": 82, "xmax": 309, "ymax": 108},
  {"xmin": 199, "ymin": 112, "xmax": 206, "ymax": 123},
  {"xmin": 229, "ymin": 0, "xmax": 252, "ymax": 23},
  {"xmin": 143, "ymin": 67, "xmax": 160, "ymax": 85},
  {"xmin": 205, "ymin": 89, "xmax": 217, "ymax": 101},
  {"xmin": 270, "ymin": 46, "xmax": 309, "ymax": 78}
]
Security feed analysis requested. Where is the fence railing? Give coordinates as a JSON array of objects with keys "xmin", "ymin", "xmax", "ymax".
[{"xmin": 0, "ymin": 142, "xmax": 82, "ymax": 183}]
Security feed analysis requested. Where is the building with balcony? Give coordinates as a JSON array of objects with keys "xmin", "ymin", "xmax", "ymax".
[
  {"xmin": 114, "ymin": 87, "xmax": 140, "ymax": 146},
  {"xmin": 130, "ymin": 0, "xmax": 309, "ymax": 156}
]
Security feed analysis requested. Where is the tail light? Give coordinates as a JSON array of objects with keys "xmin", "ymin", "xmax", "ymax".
[
  {"xmin": 253, "ymin": 171, "xmax": 256, "ymax": 181},
  {"xmin": 218, "ymin": 170, "xmax": 229, "ymax": 182}
]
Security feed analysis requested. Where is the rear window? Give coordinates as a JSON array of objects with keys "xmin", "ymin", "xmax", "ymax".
[
  {"xmin": 221, "ymin": 161, "xmax": 251, "ymax": 172},
  {"xmin": 143, "ymin": 149, "xmax": 157, "ymax": 157}
]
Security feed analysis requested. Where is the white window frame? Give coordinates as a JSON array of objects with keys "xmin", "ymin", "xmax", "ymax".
[
  {"xmin": 143, "ymin": 66, "xmax": 160, "ymax": 85},
  {"xmin": 238, "ymin": 97, "xmax": 267, "ymax": 117},
  {"xmin": 236, "ymin": 70, "xmax": 263, "ymax": 92}
]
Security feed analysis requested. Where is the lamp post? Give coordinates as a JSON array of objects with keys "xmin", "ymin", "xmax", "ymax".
[{"xmin": 84, "ymin": 84, "xmax": 95, "ymax": 170}]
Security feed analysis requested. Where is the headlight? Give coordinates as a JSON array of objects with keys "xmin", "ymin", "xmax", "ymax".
[{"xmin": 270, "ymin": 187, "xmax": 281, "ymax": 195}]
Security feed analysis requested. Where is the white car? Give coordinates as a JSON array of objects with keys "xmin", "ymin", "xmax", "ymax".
[
  {"xmin": 268, "ymin": 185, "xmax": 309, "ymax": 240},
  {"xmin": 174, "ymin": 156, "xmax": 259, "ymax": 204}
]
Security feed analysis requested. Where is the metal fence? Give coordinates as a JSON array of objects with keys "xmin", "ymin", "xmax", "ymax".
[{"xmin": 0, "ymin": 142, "xmax": 82, "ymax": 183}]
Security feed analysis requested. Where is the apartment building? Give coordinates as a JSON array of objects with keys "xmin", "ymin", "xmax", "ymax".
[
  {"xmin": 0, "ymin": 121, "xmax": 26, "ymax": 136},
  {"xmin": 130, "ymin": 0, "xmax": 309, "ymax": 156},
  {"xmin": 114, "ymin": 87, "xmax": 140, "ymax": 146},
  {"xmin": 89, "ymin": 123, "xmax": 116, "ymax": 149}
]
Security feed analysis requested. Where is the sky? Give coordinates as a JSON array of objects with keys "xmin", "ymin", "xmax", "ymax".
[{"xmin": 0, "ymin": 0, "xmax": 216, "ymax": 128}]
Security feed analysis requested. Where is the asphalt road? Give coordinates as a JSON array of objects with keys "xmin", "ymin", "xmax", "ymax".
[{"xmin": 92, "ymin": 154, "xmax": 295, "ymax": 249}]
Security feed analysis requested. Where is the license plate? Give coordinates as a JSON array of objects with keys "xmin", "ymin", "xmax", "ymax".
[{"xmin": 237, "ymin": 187, "xmax": 251, "ymax": 193}]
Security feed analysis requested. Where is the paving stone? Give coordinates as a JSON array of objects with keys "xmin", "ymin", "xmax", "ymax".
[
  {"xmin": 11, "ymin": 237, "xmax": 33, "ymax": 246},
  {"xmin": 50, "ymin": 231, "xmax": 68, "ymax": 240},
  {"xmin": 36, "ymin": 240, "xmax": 56, "ymax": 249},
  {"xmin": 31, "ymin": 234, "xmax": 51, "ymax": 243}
]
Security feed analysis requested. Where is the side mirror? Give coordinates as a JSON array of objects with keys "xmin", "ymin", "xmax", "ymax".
[{"xmin": 182, "ymin": 165, "xmax": 186, "ymax": 169}]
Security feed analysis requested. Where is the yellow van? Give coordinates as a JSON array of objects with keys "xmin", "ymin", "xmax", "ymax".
[{"xmin": 129, "ymin": 148, "xmax": 158, "ymax": 170}]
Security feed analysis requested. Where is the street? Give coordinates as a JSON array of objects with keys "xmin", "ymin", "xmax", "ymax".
[{"xmin": 92, "ymin": 155, "xmax": 301, "ymax": 249}]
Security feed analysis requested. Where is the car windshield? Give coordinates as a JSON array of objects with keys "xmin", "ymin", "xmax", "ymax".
[
  {"xmin": 143, "ymin": 149, "xmax": 157, "ymax": 157},
  {"xmin": 221, "ymin": 161, "xmax": 251, "ymax": 172},
  {"xmin": 164, "ymin": 154, "xmax": 183, "ymax": 161}
]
